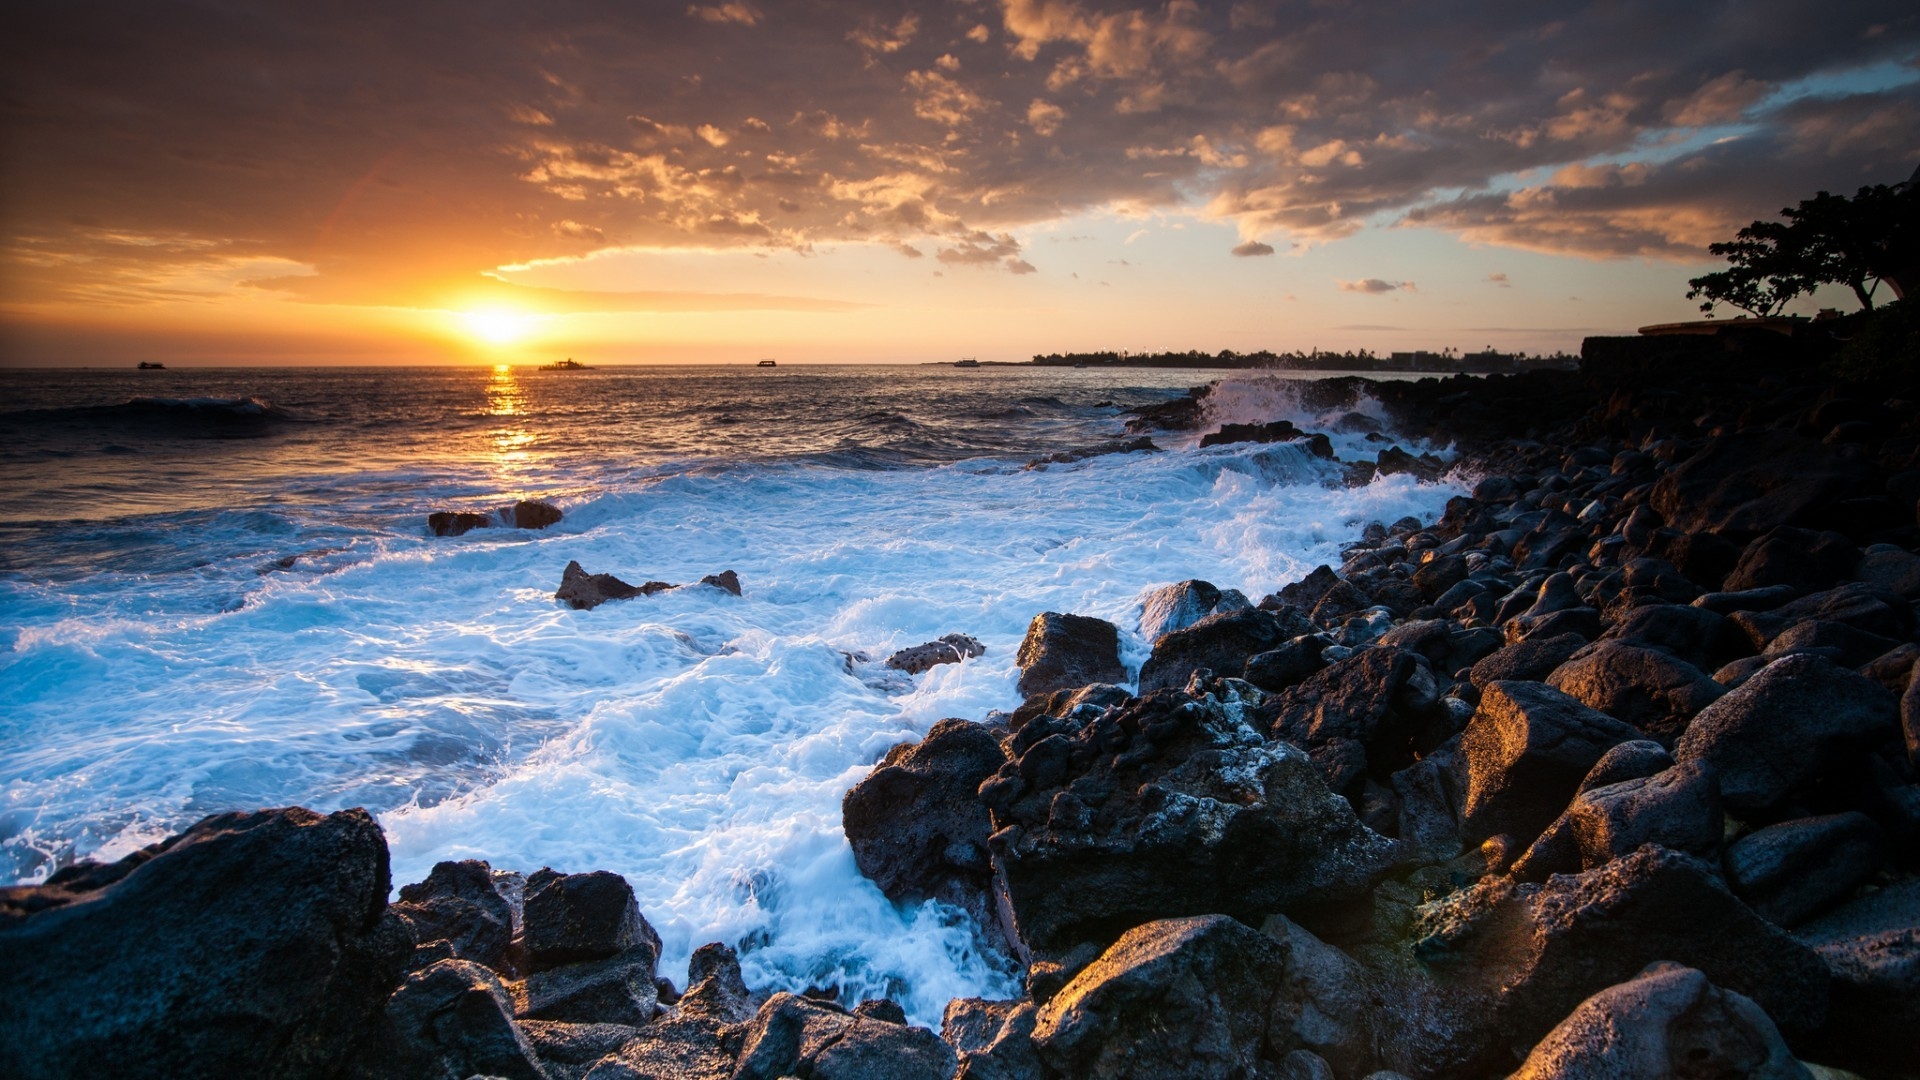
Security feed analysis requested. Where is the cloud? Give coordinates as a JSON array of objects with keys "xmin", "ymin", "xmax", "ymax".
[
  {"xmin": 1230, "ymin": 241, "xmax": 1274, "ymax": 256},
  {"xmin": 1339, "ymin": 278, "xmax": 1415, "ymax": 294},
  {"xmin": 5, "ymin": 0, "xmax": 1918, "ymax": 315},
  {"xmin": 1007, "ymin": 259, "xmax": 1038, "ymax": 274}
]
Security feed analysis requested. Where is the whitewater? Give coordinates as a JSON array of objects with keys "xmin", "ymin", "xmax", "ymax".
[{"xmin": 0, "ymin": 363, "xmax": 1458, "ymax": 1023}]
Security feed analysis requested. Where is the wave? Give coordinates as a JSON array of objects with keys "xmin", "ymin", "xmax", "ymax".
[{"xmin": 1, "ymin": 396, "xmax": 295, "ymax": 440}]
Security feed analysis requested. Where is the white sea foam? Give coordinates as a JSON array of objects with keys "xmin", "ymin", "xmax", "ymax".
[{"xmin": 0, "ymin": 406, "xmax": 1458, "ymax": 1025}]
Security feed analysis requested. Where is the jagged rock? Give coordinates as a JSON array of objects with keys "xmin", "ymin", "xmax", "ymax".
[
  {"xmin": 1138, "ymin": 607, "xmax": 1311, "ymax": 694},
  {"xmin": 1137, "ymin": 578, "xmax": 1224, "ymax": 642},
  {"xmin": 1272, "ymin": 565, "xmax": 1342, "ymax": 611},
  {"xmin": 1032, "ymin": 915, "xmax": 1285, "ymax": 1080},
  {"xmin": 885, "ymin": 634, "xmax": 986, "ymax": 674},
  {"xmin": 1469, "ymin": 633, "xmax": 1587, "ymax": 690},
  {"xmin": 981, "ymin": 691, "xmax": 1395, "ymax": 953},
  {"xmin": 1797, "ymin": 880, "xmax": 1920, "ymax": 1077},
  {"xmin": 1264, "ymin": 647, "xmax": 1440, "ymax": 777},
  {"xmin": 522, "ymin": 870, "xmax": 659, "ymax": 975},
  {"xmin": 1015, "ymin": 612, "xmax": 1126, "ymax": 698},
  {"xmin": 1510, "ymin": 761, "xmax": 1722, "ymax": 881},
  {"xmin": 1511, "ymin": 962, "xmax": 1810, "ymax": 1080},
  {"xmin": 375, "ymin": 959, "xmax": 547, "ymax": 1080},
  {"xmin": 1459, "ymin": 681, "xmax": 1643, "ymax": 845},
  {"xmin": 677, "ymin": 942, "xmax": 755, "ymax": 1022},
  {"xmin": 1243, "ymin": 635, "xmax": 1333, "ymax": 693},
  {"xmin": 1674, "ymin": 654, "xmax": 1899, "ymax": 817},
  {"xmin": 944, "ymin": 999, "xmax": 1043, "ymax": 1080},
  {"xmin": 1722, "ymin": 526, "xmax": 1859, "ymax": 594},
  {"xmin": 508, "ymin": 500, "xmax": 565, "ymax": 530},
  {"xmin": 1390, "ymin": 738, "xmax": 1469, "ymax": 864},
  {"xmin": 1007, "ymin": 683, "xmax": 1132, "ymax": 732},
  {"xmin": 428, "ymin": 510, "xmax": 495, "ymax": 537},
  {"xmin": 732, "ymin": 992, "xmax": 955, "ymax": 1080},
  {"xmin": 1414, "ymin": 845, "xmax": 1830, "ymax": 1067},
  {"xmin": 1201, "ymin": 420, "xmax": 1332, "ymax": 456},
  {"xmin": 0, "ymin": 807, "xmax": 409, "ymax": 1080},
  {"xmin": 1310, "ymin": 579, "xmax": 1378, "ymax": 628},
  {"xmin": 1647, "ymin": 430, "xmax": 1873, "ymax": 542},
  {"xmin": 1731, "ymin": 581, "xmax": 1914, "ymax": 649},
  {"xmin": 394, "ymin": 859, "xmax": 514, "ymax": 974},
  {"xmin": 1546, "ymin": 641, "xmax": 1724, "ymax": 744},
  {"xmin": 514, "ymin": 947, "xmax": 659, "ymax": 1026},
  {"xmin": 555, "ymin": 561, "xmax": 670, "ymax": 611},
  {"xmin": 519, "ymin": 1020, "xmax": 643, "ymax": 1079},
  {"xmin": 842, "ymin": 718, "xmax": 1004, "ymax": 920},
  {"xmin": 582, "ymin": 1013, "xmax": 739, "ymax": 1080},
  {"xmin": 1601, "ymin": 603, "xmax": 1731, "ymax": 673},
  {"xmin": 1724, "ymin": 812, "xmax": 1883, "ymax": 928},
  {"xmin": 697, "ymin": 570, "xmax": 741, "ymax": 596}
]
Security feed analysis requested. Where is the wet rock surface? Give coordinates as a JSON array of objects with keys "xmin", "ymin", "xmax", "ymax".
[{"xmin": 1014, "ymin": 611, "xmax": 1127, "ymax": 697}]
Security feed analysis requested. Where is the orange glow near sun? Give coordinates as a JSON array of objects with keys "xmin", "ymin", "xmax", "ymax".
[{"xmin": 461, "ymin": 308, "xmax": 538, "ymax": 346}]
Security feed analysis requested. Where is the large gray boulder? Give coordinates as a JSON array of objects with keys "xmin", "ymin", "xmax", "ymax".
[
  {"xmin": 1459, "ymin": 681, "xmax": 1643, "ymax": 845},
  {"xmin": 980, "ymin": 691, "xmax": 1396, "ymax": 954},
  {"xmin": 1510, "ymin": 761, "xmax": 1722, "ymax": 881},
  {"xmin": 732, "ymin": 992, "xmax": 955, "ymax": 1080},
  {"xmin": 1032, "ymin": 915, "xmax": 1285, "ymax": 1080},
  {"xmin": 1137, "ymin": 578, "xmax": 1225, "ymax": 643},
  {"xmin": 1674, "ymin": 654, "xmax": 1898, "ymax": 817},
  {"xmin": 0, "ymin": 807, "xmax": 410, "ymax": 1080},
  {"xmin": 1015, "ymin": 612, "xmax": 1126, "ymax": 697},
  {"xmin": 1511, "ymin": 962, "xmax": 1810, "ymax": 1080},
  {"xmin": 841, "ymin": 718, "xmax": 1005, "ymax": 923}
]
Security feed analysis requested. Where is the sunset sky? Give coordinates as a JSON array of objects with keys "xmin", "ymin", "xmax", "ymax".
[{"xmin": 3, "ymin": 1, "xmax": 1917, "ymax": 366}]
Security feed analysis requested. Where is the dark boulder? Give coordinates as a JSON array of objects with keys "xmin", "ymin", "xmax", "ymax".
[
  {"xmin": 1014, "ymin": 612, "xmax": 1126, "ymax": 698},
  {"xmin": 1647, "ymin": 430, "xmax": 1873, "ymax": 542},
  {"xmin": 1138, "ymin": 606, "xmax": 1310, "ymax": 694},
  {"xmin": 555, "ymin": 561, "xmax": 670, "ymax": 611},
  {"xmin": 677, "ymin": 941, "xmax": 756, "ymax": 1022},
  {"xmin": 1856, "ymin": 543, "xmax": 1920, "ymax": 599},
  {"xmin": 1674, "ymin": 654, "xmax": 1899, "ymax": 817},
  {"xmin": 522, "ymin": 870, "xmax": 659, "ymax": 975},
  {"xmin": 1414, "ymin": 845, "xmax": 1830, "ymax": 1065},
  {"xmin": 374, "ymin": 959, "xmax": 547, "ymax": 1080},
  {"xmin": 1724, "ymin": 812, "xmax": 1883, "ymax": 928},
  {"xmin": 1510, "ymin": 761, "xmax": 1722, "ymax": 881},
  {"xmin": 1797, "ymin": 880, "xmax": 1920, "ymax": 1077},
  {"xmin": 943, "ymin": 998, "xmax": 1043, "ymax": 1080},
  {"xmin": 885, "ymin": 634, "xmax": 986, "ymax": 675},
  {"xmin": 1722, "ymin": 526, "xmax": 1858, "ymax": 594},
  {"xmin": 1460, "ymin": 681, "xmax": 1643, "ymax": 845},
  {"xmin": 983, "ymin": 692, "xmax": 1396, "ymax": 953},
  {"xmin": 1136, "ymin": 578, "xmax": 1224, "ymax": 642},
  {"xmin": 1271, "ymin": 565, "xmax": 1342, "ymax": 611},
  {"xmin": 1730, "ymin": 581, "xmax": 1914, "ymax": 649},
  {"xmin": 1601, "ymin": 603, "xmax": 1732, "ymax": 673},
  {"xmin": 518, "ymin": 1020, "xmax": 645, "ymax": 1078},
  {"xmin": 428, "ymin": 510, "xmax": 495, "ymax": 537},
  {"xmin": 697, "ymin": 570, "xmax": 741, "ymax": 596},
  {"xmin": 394, "ymin": 859, "xmax": 514, "ymax": 975},
  {"xmin": 508, "ymin": 500, "xmax": 565, "ymax": 530},
  {"xmin": 0, "ymin": 807, "xmax": 409, "ymax": 1080},
  {"xmin": 1470, "ymin": 633, "xmax": 1587, "ymax": 690},
  {"xmin": 1031, "ymin": 915, "xmax": 1285, "ymax": 1080},
  {"xmin": 842, "ymin": 718, "xmax": 1005, "ymax": 919},
  {"xmin": 1760, "ymin": 618, "xmax": 1902, "ymax": 668},
  {"xmin": 732, "ymin": 992, "xmax": 956, "ymax": 1080},
  {"xmin": 1546, "ymin": 641, "xmax": 1724, "ymax": 744},
  {"xmin": 1691, "ymin": 583, "xmax": 1798, "ymax": 616},
  {"xmin": 513, "ymin": 946, "xmax": 659, "ymax": 1026},
  {"xmin": 1510, "ymin": 962, "xmax": 1809, "ymax": 1080},
  {"xmin": 1243, "ymin": 636, "xmax": 1332, "ymax": 693},
  {"xmin": 1265, "ymin": 647, "xmax": 1440, "ymax": 776}
]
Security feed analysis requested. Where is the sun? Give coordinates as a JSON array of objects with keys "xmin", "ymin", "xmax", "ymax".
[{"xmin": 461, "ymin": 308, "xmax": 537, "ymax": 346}]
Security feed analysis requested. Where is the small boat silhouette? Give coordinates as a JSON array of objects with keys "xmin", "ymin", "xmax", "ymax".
[
  {"xmin": 137, "ymin": 361, "xmax": 166, "ymax": 370},
  {"xmin": 757, "ymin": 359, "xmax": 777, "ymax": 367},
  {"xmin": 540, "ymin": 358, "xmax": 589, "ymax": 371},
  {"xmin": 954, "ymin": 357, "xmax": 980, "ymax": 368}
]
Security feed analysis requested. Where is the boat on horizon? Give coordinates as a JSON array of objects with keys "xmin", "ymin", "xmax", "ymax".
[
  {"xmin": 757, "ymin": 359, "xmax": 777, "ymax": 367},
  {"xmin": 137, "ymin": 361, "xmax": 166, "ymax": 370},
  {"xmin": 539, "ymin": 358, "xmax": 589, "ymax": 371},
  {"xmin": 954, "ymin": 357, "xmax": 980, "ymax": 368}
]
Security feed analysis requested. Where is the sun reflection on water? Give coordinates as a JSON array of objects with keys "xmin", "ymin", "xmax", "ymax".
[{"xmin": 483, "ymin": 365, "xmax": 537, "ymax": 473}]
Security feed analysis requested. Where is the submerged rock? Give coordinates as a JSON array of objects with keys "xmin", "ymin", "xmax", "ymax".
[
  {"xmin": 886, "ymin": 634, "xmax": 986, "ymax": 675},
  {"xmin": 555, "ymin": 561, "xmax": 670, "ymax": 610}
]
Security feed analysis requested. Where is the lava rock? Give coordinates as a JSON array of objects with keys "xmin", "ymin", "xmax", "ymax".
[
  {"xmin": 697, "ymin": 569, "xmax": 741, "ymax": 595},
  {"xmin": 1647, "ymin": 430, "xmax": 1873, "ymax": 543},
  {"xmin": 1243, "ymin": 635, "xmax": 1332, "ymax": 693},
  {"xmin": 0, "ymin": 807, "xmax": 409, "ymax": 1080},
  {"xmin": 1470, "ymin": 633, "xmax": 1588, "ymax": 690},
  {"xmin": 1272, "ymin": 565, "xmax": 1342, "ymax": 611},
  {"xmin": 522, "ymin": 870, "xmax": 659, "ymax": 975},
  {"xmin": 1265, "ymin": 646, "xmax": 1437, "ymax": 774},
  {"xmin": 1601, "ymin": 603, "xmax": 1732, "ymax": 673},
  {"xmin": 1546, "ymin": 641, "xmax": 1724, "ymax": 744},
  {"xmin": 842, "ymin": 718, "xmax": 1005, "ymax": 918},
  {"xmin": 1722, "ymin": 526, "xmax": 1859, "ymax": 594},
  {"xmin": 555, "ymin": 561, "xmax": 670, "ymax": 610},
  {"xmin": 1015, "ymin": 612, "xmax": 1127, "ymax": 698},
  {"xmin": 885, "ymin": 634, "xmax": 987, "ymax": 675},
  {"xmin": 1032, "ymin": 915, "xmax": 1285, "ymax": 1080},
  {"xmin": 732, "ymin": 992, "xmax": 956, "ymax": 1080},
  {"xmin": 507, "ymin": 499, "xmax": 565, "ymax": 530},
  {"xmin": 1459, "ymin": 681, "xmax": 1644, "ymax": 846},
  {"xmin": 428, "ymin": 510, "xmax": 495, "ymax": 537},
  {"xmin": 1138, "ymin": 607, "xmax": 1311, "ymax": 694},
  {"xmin": 1510, "ymin": 761, "xmax": 1722, "ymax": 881},
  {"xmin": 394, "ymin": 859, "xmax": 515, "ymax": 975},
  {"xmin": 1137, "ymin": 578, "xmax": 1224, "ymax": 643},
  {"xmin": 943, "ymin": 998, "xmax": 1043, "ymax": 1080},
  {"xmin": 514, "ymin": 946, "xmax": 660, "ymax": 1026},
  {"xmin": 375, "ymin": 958, "xmax": 547, "ymax": 1080},
  {"xmin": 1724, "ymin": 812, "xmax": 1883, "ymax": 928},
  {"xmin": 1674, "ymin": 654, "xmax": 1898, "ymax": 817},
  {"xmin": 1510, "ymin": 962, "xmax": 1809, "ymax": 1080}
]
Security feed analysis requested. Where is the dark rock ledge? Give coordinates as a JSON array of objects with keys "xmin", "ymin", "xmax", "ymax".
[{"xmin": 7, "ymin": 328, "xmax": 1920, "ymax": 1079}]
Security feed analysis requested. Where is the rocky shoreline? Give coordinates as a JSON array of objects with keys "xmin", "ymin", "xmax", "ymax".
[{"xmin": 4, "ymin": 325, "xmax": 1918, "ymax": 1079}]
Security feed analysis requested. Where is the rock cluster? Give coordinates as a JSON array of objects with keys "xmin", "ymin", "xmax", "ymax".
[
  {"xmin": 429, "ymin": 499, "xmax": 565, "ymax": 537},
  {"xmin": 555, "ymin": 561, "xmax": 742, "ymax": 610}
]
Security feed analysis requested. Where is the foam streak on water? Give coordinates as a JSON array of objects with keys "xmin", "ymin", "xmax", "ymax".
[{"xmin": 0, "ymin": 364, "xmax": 1457, "ymax": 1023}]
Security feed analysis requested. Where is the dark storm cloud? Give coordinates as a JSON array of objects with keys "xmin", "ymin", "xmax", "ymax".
[{"xmin": 3, "ymin": 0, "xmax": 1917, "ymax": 310}]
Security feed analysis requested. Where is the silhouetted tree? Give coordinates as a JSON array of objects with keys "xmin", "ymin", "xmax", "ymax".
[{"xmin": 1688, "ymin": 181, "xmax": 1920, "ymax": 317}]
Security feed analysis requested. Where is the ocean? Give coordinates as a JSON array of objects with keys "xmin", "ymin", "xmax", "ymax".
[{"xmin": 0, "ymin": 362, "xmax": 1459, "ymax": 1021}]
